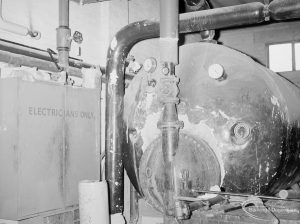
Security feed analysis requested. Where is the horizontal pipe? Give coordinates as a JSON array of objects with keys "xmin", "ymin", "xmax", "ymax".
[
  {"xmin": 0, "ymin": 49, "xmax": 83, "ymax": 78},
  {"xmin": 0, "ymin": 39, "xmax": 92, "ymax": 69},
  {"xmin": 105, "ymin": 0, "xmax": 300, "ymax": 214},
  {"xmin": 179, "ymin": 2, "xmax": 265, "ymax": 33},
  {"xmin": 269, "ymin": 0, "xmax": 300, "ymax": 21},
  {"xmin": 0, "ymin": 39, "xmax": 137, "ymax": 83}
]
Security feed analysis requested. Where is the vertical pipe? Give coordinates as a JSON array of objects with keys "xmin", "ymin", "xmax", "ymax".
[
  {"xmin": 57, "ymin": 0, "xmax": 71, "ymax": 73},
  {"xmin": 129, "ymin": 184, "xmax": 139, "ymax": 224},
  {"xmin": 59, "ymin": 0, "xmax": 69, "ymax": 27},
  {"xmin": 105, "ymin": 21, "xmax": 159, "ymax": 215},
  {"xmin": 159, "ymin": 0, "xmax": 182, "ymax": 220},
  {"xmin": 160, "ymin": 0, "xmax": 179, "ymax": 64}
]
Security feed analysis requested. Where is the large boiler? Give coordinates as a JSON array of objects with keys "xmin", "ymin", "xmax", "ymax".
[
  {"xmin": 123, "ymin": 42, "xmax": 300, "ymax": 214},
  {"xmin": 104, "ymin": 0, "xmax": 300, "ymax": 222}
]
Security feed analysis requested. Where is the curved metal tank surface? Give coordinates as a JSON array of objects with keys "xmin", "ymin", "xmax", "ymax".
[{"xmin": 123, "ymin": 42, "xmax": 300, "ymax": 212}]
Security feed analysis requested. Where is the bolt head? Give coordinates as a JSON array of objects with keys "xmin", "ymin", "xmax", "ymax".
[
  {"xmin": 208, "ymin": 63, "xmax": 224, "ymax": 80},
  {"xmin": 162, "ymin": 67, "xmax": 170, "ymax": 75}
]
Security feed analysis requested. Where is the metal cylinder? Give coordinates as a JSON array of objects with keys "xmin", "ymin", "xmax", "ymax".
[
  {"xmin": 179, "ymin": 2, "xmax": 265, "ymax": 33},
  {"xmin": 160, "ymin": 0, "xmax": 179, "ymax": 64},
  {"xmin": 57, "ymin": 0, "xmax": 71, "ymax": 72},
  {"xmin": 269, "ymin": 0, "xmax": 300, "ymax": 21},
  {"xmin": 159, "ymin": 1, "xmax": 181, "ymax": 215},
  {"xmin": 160, "ymin": 0, "xmax": 179, "ymax": 39},
  {"xmin": 59, "ymin": 0, "xmax": 69, "ymax": 27},
  {"xmin": 78, "ymin": 180, "xmax": 110, "ymax": 224},
  {"xmin": 105, "ymin": 0, "xmax": 300, "ymax": 215}
]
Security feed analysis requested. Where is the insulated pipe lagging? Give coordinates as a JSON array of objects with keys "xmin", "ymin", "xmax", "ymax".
[
  {"xmin": 179, "ymin": 2, "xmax": 265, "ymax": 33},
  {"xmin": 269, "ymin": 0, "xmax": 300, "ymax": 20},
  {"xmin": 105, "ymin": 0, "xmax": 300, "ymax": 215}
]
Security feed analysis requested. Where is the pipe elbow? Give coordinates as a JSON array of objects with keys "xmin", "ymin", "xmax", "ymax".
[{"xmin": 106, "ymin": 20, "xmax": 159, "ymax": 86}]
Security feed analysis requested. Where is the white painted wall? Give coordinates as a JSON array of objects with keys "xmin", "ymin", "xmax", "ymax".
[{"xmin": 0, "ymin": 0, "xmax": 110, "ymax": 66}]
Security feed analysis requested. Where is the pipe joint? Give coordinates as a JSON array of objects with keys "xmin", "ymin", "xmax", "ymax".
[
  {"xmin": 56, "ymin": 27, "xmax": 72, "ymax": 50},
  {"xmin": 263, "ymin": 4, "xmax": 270, "ymax": 21},
  {"xmin": 157, "ymin": 120, "xmax": 184, "ymax": 130}
]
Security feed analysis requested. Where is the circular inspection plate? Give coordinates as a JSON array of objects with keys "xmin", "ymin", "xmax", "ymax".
[{"xmin": 139, "ymin": 133, "xmax": 221, "ymax": 213}]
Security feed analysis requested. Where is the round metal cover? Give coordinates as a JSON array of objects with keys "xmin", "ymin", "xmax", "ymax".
[{"xmin": 139, "ymin": 133, "xmax": 221, "ymax": 213}]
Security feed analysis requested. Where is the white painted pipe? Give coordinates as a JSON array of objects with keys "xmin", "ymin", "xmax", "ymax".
[
  {"xmin": 79, "ymin": 180, "xmax": 110, "ymax": 224},
  {"xmin": 0, "ymin": 0, "xmax": 40, "ymax": 38}
]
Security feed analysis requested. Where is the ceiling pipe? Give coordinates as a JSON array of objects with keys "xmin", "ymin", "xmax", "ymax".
[
  {"xmin": 183, "ymin": 0, "xmax": 215, "ymax": 42},
  {"xmin": 269, "ymin": 0, "xmax": 300, "ymax": 20},
  {"xmin": 105, "ymin": 0, "xmax": 300, "ymax": 215},
  {"xmin": 57, "ymin": 0, "xmax": 71, "ymax": 74},
  {"xmin": 0, "ymin": 0, "xmax": 40, "ymax": 39}
]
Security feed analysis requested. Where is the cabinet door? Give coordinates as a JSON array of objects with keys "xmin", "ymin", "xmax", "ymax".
[
  {"xmin": 18, "ymin": 81, "xmax": 64, "ymax": 217},
  {"xmin": 64, "ymin": 87, "xmax": 100, "ymax": 207}
]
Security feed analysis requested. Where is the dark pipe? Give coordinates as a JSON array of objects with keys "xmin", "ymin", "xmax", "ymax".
[
  {"xmin": 179, "ymin": 2, "xmax": 265, "ymax": 33},
  {"xmin": 183, "ymin": 0, "xmax": 214, "ymax": 42},
  {"xmin": 105, "ymin": 0, "xmax": 300, "ymax": 214},
  {"xmin": 129, "ymin": 184, "xmax": 139, "ymax": 224},
  {"xmin": 269, "ymin": 0, "xmax": 300, "ymax": 20},
  {"xmin": 105, "ymin": 21, "xmax": 159, "ymax": 214}
]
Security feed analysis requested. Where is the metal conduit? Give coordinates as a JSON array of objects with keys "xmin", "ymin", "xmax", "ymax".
[{"xmin": 105, "ymin": 0, "xmax": 300, "ymax": 214}]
